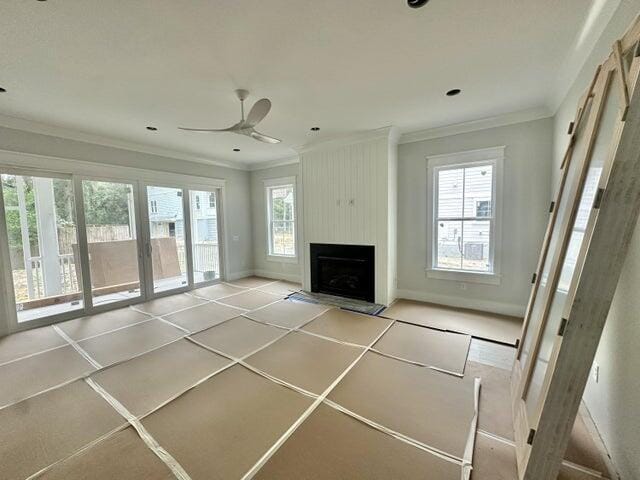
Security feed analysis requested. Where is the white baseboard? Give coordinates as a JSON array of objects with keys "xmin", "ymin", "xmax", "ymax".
[
  {"xmin": 395, "ymin": 288, "xmax": 525, "ymax": 317},
  {"xmin": 225, "ymin": 270, "xmax": 255, "ymax": 281},
  {"xmin": 253, "ymin": 269, "xmax": 302, "ymax": 284}
]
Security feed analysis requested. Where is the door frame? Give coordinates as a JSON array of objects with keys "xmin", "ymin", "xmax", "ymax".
[
  {"xmin": 74, "ymin": 175, "xmax": 148, "ymax": 313},
  {"xmin": 511, "ymin": 22, "xmax": 640, "ymax": 479},
  {"xmin": 0, "ymin": 150, "xmax": 227, "ymax": 334},
  {"xmin": 188, "ymin": 187, "xmax": 226, "ymax": 288}
]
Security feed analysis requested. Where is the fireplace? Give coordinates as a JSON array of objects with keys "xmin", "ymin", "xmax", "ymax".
[{"xmin": 310, "ymin": 243, "xmax": 375, "ymax": 303}]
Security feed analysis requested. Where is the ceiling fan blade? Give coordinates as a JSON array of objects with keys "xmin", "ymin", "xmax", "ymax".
[
  {"xmin": 178, "ymin": 126, "xmax": 235, "ymax": 132},
  {"xmin": 245, "ymin": 98, "xmax": 271, "ymax": 127},
  {"xmin": 250, "ymin": 130, "xmax": 281, "ymax": 144}
]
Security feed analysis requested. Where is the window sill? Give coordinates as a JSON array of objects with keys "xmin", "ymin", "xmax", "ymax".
[
  {"xmin": 426, "ymin": 268, "xmax": 501, "ymax": 285},
  {"xmin": 267, "ymin": 254, "xmax": 298, "ymax": 264}
]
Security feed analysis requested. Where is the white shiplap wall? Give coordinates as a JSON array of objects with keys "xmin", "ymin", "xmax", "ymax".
[{"xmin": 300, "ymin": 130, "xmax": 396, "ymax": 305}]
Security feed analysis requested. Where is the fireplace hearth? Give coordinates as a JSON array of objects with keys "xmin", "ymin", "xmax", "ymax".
[{"xmin": 310, "ymin": 243, "xmax": 375, "ymax": 303}]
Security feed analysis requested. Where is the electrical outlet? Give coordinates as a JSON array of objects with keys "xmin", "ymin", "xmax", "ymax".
[
  {"xmin": 233, "ymin": 235, "xmax": 240, "ymax": 242},
  {"xmin": 592, "ymin": 363, "xmax": 600, "ymax": 383},
  {"xmin": 458, "ymin": 282, "xmax": 467, "ymax": 291}
]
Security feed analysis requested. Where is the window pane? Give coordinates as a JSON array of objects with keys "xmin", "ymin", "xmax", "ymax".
[
  {"xmin": 82, "ymin": 180, "xmax": 141, "ymax": 307},
  {"xmin": 147, "ymin": 186, "xmax": 187, "ymax": 293},
  {"xmin": 437, "ymin": 168, "xmax": 464, "ymax": 218},
  {"xmin": 524, "ymin": 72, "xmax": 618, "ymax": 421},
  {"xmin": 272, "ymin": 220, "xmax": 295, "ymax": 256},
  {"xmin": 436, "ymin": 220, "xmax": 462, "ymax": 269},
  {"xmin": 2, "ymin": 174, "xmax": 83, "ymax": 322},
  {"xmin": 190, "ymin": 190, "xmax": 221, "ymax": 284},
  {"xmin": 461, "ymin": 220, "xmax": 491, "ymax": 272},
  {"xmin": 463, "ymin": 165, "xmax": 493, "ymax": 217},
  {"xmin": 269, "ymin": 184, "xmax": 295, "ymax": 257},
  {"xmin": 270, "ymin": 186, "xmax": 294, "ymax": 221}
]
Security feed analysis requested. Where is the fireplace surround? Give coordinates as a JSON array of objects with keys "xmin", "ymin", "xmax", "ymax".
[{"xmin": 310, "ymin": 243, "xmax": 375, "ymax": 303}]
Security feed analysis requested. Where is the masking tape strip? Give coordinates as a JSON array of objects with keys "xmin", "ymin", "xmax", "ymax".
[
  {"xmin": 46, "ymin": 324, "xmax": 194, "ymax": 479},
  {"xmin": 476, "ymin": 430, "xmax": 605, "ymax": 479},
  {"xmin": 368, "ymin": 348, "xmax": 465, "ymax": 378},
  {"xmin": 0, "ymin": 343, "xmax": 72, "ymax": 368},
  {"xmin": 85, "ymin": 378, "xmax": 192, "ymax": 480},
  {"xmin": 239, "ymin": 320, "xmax": 397, "ymax": 480},
  {"xmin": 25, "ymin": 424, "xmax": 130, "ymax": 480},
  {"xmin": 20, "ymin": 283, "xmax": 474, "ymax": 479},
  {"xmin": 53, "ymin": 324, "xmax": 103, "ymax": 369},
  {"xmin": 188, "ymin": 333, "xmax": 466, "ymax": 470},
  {"xmin": 323, "ymin": 398, "xmax": 464, "ymax": 465},
  {"xmin": 188, "ymin": 332, "xmax": 466, "ymax": 465},
  {"xmin": 0, "ymin": 333, "xmax": 194, "ymax": 412},
  {"xmin": 477, "ymin": 429, "xmax": 515, "ymax": 446},
  {"xmin": 560, "ymin": 460, "xmax": 606, "ymax": 478},
  {"xmin": 241, "ymin": 313, "xmax": 466, "ymax": 379}
]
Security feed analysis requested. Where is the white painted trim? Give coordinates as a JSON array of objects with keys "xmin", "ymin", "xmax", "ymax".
[
  {"xmin": 263, "ymin": 176, "xmax": 297, "ymax": 188},
  {"xmin": 296, "ymin": 126, "xmax": 398, "ymax": 154},
  {"xmin": 264, "ymin": 176, "xmax": 298, "ymax": 260},
  {"xmin": 427, "ymin": 145, "xmax": 506, "ymax": 164},
  {"xmin": 0, "ymin": 149, "xmax": 226, "ymax": 190},
  {"xmin": 0, "ymin": 113, "xmax": 247, "ymax": 170},
  {"xmin": 426, "ymin": 146, "xmax": 505, "ymax": 282},
  {"xmin": 395, "ymin": 288, "xmax": 525, "ymax": 317},
  {"xmin": 399, "ymin": 107, "xmax": 552, "ymax": 145},
  {"xmin": 248, "ymin": 155, "xmax": 300, "ymax": 171},
  {"xmin": 225, "ymin": 270, "xmax": 256, "ymax": 281},
  {"xmin": 426, "ymin": 268, "xmax": 501, "ymax": 285},
  {"xmin": 253, "ymin": 270, "xmax": 302, "ymax": 284},
  {"xmin": 266, "ymin": 254, "xmax": 299, "ymax": 265}
]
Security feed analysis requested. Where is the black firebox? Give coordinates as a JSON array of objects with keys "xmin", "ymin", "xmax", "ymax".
[{"xmin": 310, "ymin": 243, "xmax": 375, "ymax": 303}]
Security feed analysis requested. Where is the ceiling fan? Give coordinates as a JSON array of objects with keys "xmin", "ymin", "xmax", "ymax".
[{"xmin": 178, "ymin": 89, "xmax": 281, "ymax": 144}]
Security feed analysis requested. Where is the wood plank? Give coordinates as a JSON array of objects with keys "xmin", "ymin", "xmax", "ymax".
[{"xmin": 520, "ymin": 45, "xmax": 640, "ymax": 480}]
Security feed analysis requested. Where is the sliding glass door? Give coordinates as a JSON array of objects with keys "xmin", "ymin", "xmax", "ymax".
[
  {"xmin": 145, "ymin": 185, "xmax": 188, "ymax": 294},
  {"xmin": 1, "ymin": 172, "xmax": 84, "ymax": 322},
  {"xmin": 81, "ymin": 179, "xmax": 143, "ymax": 307},
  {"xmin": 0, "ymin": 165, "xmax": 225, "ymax": 328},
  {"xmin": 189, "ymin": 189, "xmax": 222, "ymax": 284}
]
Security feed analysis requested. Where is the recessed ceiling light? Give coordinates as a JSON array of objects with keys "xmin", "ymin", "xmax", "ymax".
[
  {"xmin": 146, "ymin": 126, "xmax": 158, "ymax": 131},
  {"xmin": 407, "ymin": 0, "xmax": 429, "ymax": 8},
  {"xmin": 0, "ymin": 87, "xmax": 6, "ymax": 93},
  {"xmin": 233, "ymin": 148, "xmax": 240, "ymax": 152},
  {"xmin": 310, "ymin": 127, "xmax": 320, "ymax": 131},
  {"xmin": 446, "ymin": 89, "xmax": 462, "ymax": 97}
]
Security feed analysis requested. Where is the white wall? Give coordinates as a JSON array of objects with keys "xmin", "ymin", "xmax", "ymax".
[
  {"xmin": 249, "ymin": 163, "xmax": 303, "ymax": 283},
  {"xmin": 300, "ymin": 132, "xmax": 396, "ymax": 305},
  {"xmin": 397, "ymin": 118, "xmax": 553, "ymax": 316},
  {"xmin": 0, "ymin": 126, "xmax": 254, "ymax": 279},
  {"xmin": 552, "ymin": 1, "xmax": 640, "ymax": 478}
]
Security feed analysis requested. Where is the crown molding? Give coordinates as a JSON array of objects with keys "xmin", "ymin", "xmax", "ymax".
[
  {"xmin": 398, "ymin": 107, "xmax": 552, "ymax": 145},
  {"xmin": 296, "ymin": 126, "xmax": 399, "ymax": 154},
  {"xmin": 0, "ymin": 148, "xmax": 227, "ymax": 189},
  {"xmin": 0, "ymin": 113, "xmax": 248, "ymax": 171},
  {"xmin": 247, "ymin": 155, "xmax": 300, "ymax": 171}
]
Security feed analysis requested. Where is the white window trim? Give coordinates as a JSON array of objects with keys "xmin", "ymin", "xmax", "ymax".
[
  {"xmin": 426, "ymin": 146, "xmax": 504, "ymax": 285},
  {"xmin": 264, "ymin": 176, "xmax": 298, "ymax": 263}
]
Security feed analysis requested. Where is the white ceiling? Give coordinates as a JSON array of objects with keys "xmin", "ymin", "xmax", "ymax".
[{"xmin": 0, "ymin": 0, "xmax": 611, "ymax": 167}]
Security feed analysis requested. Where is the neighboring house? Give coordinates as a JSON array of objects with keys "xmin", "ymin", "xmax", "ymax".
[
  {"xmin": 191, "ymin": 192, "xmax": 218, "ymax": 243},
  {"xmin": 147, "ymin": 187, "xmax": 217, "ymax": 243}
]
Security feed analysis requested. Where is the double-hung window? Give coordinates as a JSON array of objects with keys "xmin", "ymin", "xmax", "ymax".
[
  {"xmin": 265, "ymin": 177, "xmax": 297, "ymax": 260},
  {"xmin": 427, "ymin": 146, "xmax": 503, "ymax": 284}
]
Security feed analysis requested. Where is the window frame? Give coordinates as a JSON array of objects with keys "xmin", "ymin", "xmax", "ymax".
[
  {"xmin": 264, "ymin": 176, "xmax": 297, "ymax": 263},
  {"xmin": 426, "ymin": 146, "xmax": 504, "ymax": 285},
  {"xmin": 0, "ymin": 148, "xmax": 228, "ymax": 335}
]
